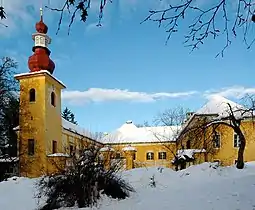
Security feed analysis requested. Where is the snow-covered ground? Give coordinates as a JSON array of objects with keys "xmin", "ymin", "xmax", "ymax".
[{"xmin": 1, "ymin": 162, "xmax": 255, "ymax": 210}]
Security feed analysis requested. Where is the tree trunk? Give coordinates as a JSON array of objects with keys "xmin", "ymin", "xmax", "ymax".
[{"xmin": 236, "ymin": 132, "xmax": 245, "ymax": 169}]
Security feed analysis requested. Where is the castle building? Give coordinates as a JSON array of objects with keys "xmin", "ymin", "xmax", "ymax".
[
  {"xmin": 101, "ymin": 95, "xmax": 255, "ymax": 170},
  {"xmin": 11, "ymin": 10, "xmax": 255, "ymax": 178}
]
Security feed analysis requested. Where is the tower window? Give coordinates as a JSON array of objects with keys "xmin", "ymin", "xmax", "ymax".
[
  {"xmin": 28, "ymin": 139, "xmax": 35, "ymax": 156},
  {"xmin": 51, "ymin": 92, "xmax": 56, "ymax": 107},
  {"xmin": 29, "ymin": 88, "xmax": 36, "ymax": 102},
  {"xmin": 52, "ymin": 140, "xmax": 57, "ymax": 154}
]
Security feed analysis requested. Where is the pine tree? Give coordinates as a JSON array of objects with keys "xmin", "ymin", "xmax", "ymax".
[
  {"xmin": 0, "ymin": 57, "xmax": 19, "ymax": 156},
  {"xmin": 62, "ymin": 107, "xmax": 78, "ymax": 125},
  {"xmin": 70, "ymin": 113, "xmax": 77, "ymax": 125}
]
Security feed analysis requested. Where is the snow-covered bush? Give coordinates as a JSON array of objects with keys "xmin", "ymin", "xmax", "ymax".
[{"xmin": 36, "ymin": 145, "xmax": 134, "ymax": 209}]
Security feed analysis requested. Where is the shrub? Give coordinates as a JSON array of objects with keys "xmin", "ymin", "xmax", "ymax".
[{"xmin": 36, "ymin": 145, "xmax": 134, "ymax": 209}]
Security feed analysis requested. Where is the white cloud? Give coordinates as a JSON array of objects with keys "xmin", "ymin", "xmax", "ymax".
[
  {"xmin": 62, "ymin": 88, "xmax": 197, "ymax": 105},
  {"xmin": 61, "ymin": 86, "xmax": 255, "ymax": 106},
  {"xmin": 204, "ymin": 86, "xmax": 255, "ymax": 99}
]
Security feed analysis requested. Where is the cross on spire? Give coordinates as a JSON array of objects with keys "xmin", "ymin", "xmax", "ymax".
[{"xmin": 40, "ymin": 7, "xmax": 43, "ymax": 20}]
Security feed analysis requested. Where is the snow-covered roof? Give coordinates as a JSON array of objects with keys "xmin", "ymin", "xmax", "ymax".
[
  {"xmin": 13, "ymin": 118, "xmax": 99, "ymax": 143},
  {"xmin": 47, "ymin": 153, "xmax": 70, "ymax": 157},
  {"xmin": 62, "ymin": 118, "xmax": 95, "ymax": 140},
  {"xmin": 99, "ymin": 146, "xmax": 115, "ymax": 152},
  {"xmin": 0, "ymin": 157, "xmax": 19, "ymax": 163},
  {"xmin": 174, "ymin": 149, "xmax": 206, "ymax": 161},
  {"xmin": 122, "ymin": 145, "xmax": 137, "ymax": 151},
  {"xmin": 101, "ymin": 120, "xmax": 181, "ymax": 144},
  {"xmin": 196, "ymin": 95, "xmax": 246, "ymax": 118},
  {"xmin": 14, "ymin": 70, "xmax": 66, "ymax": 88}
]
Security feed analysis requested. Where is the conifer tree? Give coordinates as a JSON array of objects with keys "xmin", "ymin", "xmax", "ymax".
[{"xmin": 62, "ymin": 107, "xmax": 78, "ymax": 125}]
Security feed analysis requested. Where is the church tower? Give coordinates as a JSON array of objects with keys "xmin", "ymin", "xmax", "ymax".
[{"xmin": 15, "ymin": 9, "xmax": 66, "ymax": 177}]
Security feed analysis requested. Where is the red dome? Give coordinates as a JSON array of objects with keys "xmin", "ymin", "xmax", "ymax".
[
  {"xmin": 28, "ymin": 48, "xmax": 55, "ymax": 74},
  {"xmin": 35, "ymin": 19, "xmax": 48, "ymax": 34}
]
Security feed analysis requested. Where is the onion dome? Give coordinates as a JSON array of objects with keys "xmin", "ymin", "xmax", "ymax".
[
  {"xmin": 27, "ymin": 8, "xmax": 55, "ymax": 74},
  {"xmin": 28, "ymin": 48, "xmax": 55, "ymax": 74},
  {"xmin": 35, "ymin": 18, "xmax": 48, "ymax": 34}
]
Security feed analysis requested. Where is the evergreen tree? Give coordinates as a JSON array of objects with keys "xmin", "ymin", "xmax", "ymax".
[
  {"xmin": 0, "ymin": 57, "xmax": 19, "ymax": 156},
  {"xmin": 62, "ymin": 107, "xmax": 78, "ymax": 125}
]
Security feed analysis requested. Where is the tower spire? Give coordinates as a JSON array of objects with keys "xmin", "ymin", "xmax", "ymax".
[
  {"xmin": 40, "ymin": 7, "xmax": 43, "ymax": 21},
  {"xmin": 27, "ymin": 5, "xmax": 55, "ymax": 74}
]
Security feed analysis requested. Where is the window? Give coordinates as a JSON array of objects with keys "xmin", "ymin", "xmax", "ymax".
[
  {"xmin": 29, "ymin": 89, "xmax": 36, "ymax": 102},
  {"xmin": 158, "ymin": 152, "xmax": 167, "ymax": 160},
  {"xmin": 28, "ymin": 139, "xmax": 35, "ymax": 156},
  {"xmin": 52, "ymin": 140, "xmax": 57, "ymax": 154},
  {"xmin": 40, "ymin": 36, "xmax": 45, "ymax": 45},
  {"xmin": 115, "ymin": 152, "xmax": 121, "ymax": 159},
  {"xmin": 133, "ymin": 153, "xmax": 136, "ymax": 160},
  {"xmin": 51, "ymin": 92, "xmax": 56, "ymax": 107},
  {"xmin": 186, "ymin": 140, "xmax": 191, "ymax": 149},
  {"xmin": 234, "ymin": 133, "xmax": 240, "ymax": 148},
  {"xmin": 70, "ymin": 145, "xmax": 74, "ymax": 156},
  {"xmin": 213, "ymin": 133, "xmax": 221, "ymax": 148},
  {"xmin": 146, "ymin": 152, "xmax": 154, "ymax": 160},
  {"xmin": 35, "ymin": 36, "xmax": 39, "ymax": 45}
]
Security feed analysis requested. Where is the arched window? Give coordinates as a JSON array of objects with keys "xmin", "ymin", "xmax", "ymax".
[
  {"xmin": 29, "ymin": 88, "xmax": 36, "ymax": 102},
  {"xmin": 51, "ymin": 92, "xmax": 56, "ymax": 107}
]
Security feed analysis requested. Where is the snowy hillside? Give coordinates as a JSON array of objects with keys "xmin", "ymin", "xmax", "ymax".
[{"xmin": 1, "ymin": 163, "xmax": 255, "ymax": 210}]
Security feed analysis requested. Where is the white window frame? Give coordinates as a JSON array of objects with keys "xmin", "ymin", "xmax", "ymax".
[
  {"xmin": 233, "ymin": 133, "xmax": 241, "ymax": 148},
  {"xmin": 213, "ymin": 132, "xmax": 221, "ymax": 148},
  {"xmin": 158, "ymin": 151, "xmax": 167, "ymax": 160},
  {"xmin": 146, "ymin": 152, "xmax": 154, "ymax": 160}
]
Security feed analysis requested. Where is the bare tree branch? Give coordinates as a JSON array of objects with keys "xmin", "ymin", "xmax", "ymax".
[
  {"xmin": 142, "ymin": 0, "xmax": 255, "ymax": 57},
  {"xmin": 45, "ymin": 0, "xmax": 112, "ymax": 35}
]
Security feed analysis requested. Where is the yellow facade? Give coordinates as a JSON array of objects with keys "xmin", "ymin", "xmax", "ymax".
[
  {"xmin": 209, "ymin": 120, "xmax": 255, "ymax": 166},
  {"xmin": 177, "ymin": 117, "xmax": 255, "ymax": 168},
  {"xmin": 15, "ymin": 70, "xmax": 255, "ymax": 177},
  {"xmin": 109, "ymin": 142, "xmax": 176, "ymax": 168},
  {"xmin": 15, "ymin": 71, "xmax": 103, "ymax": 177},
  {"xmin": 15, "ymin": 71, "xmax": 65, "ymax": 177},
  {"xmin": 14, "ymin": 72, "xmax": 255, "ymax": 178}
]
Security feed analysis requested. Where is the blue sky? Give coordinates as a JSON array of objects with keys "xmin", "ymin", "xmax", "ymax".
[{"xmin": 1, "ymin": 0, "xmax": 255, "ymax": 132}]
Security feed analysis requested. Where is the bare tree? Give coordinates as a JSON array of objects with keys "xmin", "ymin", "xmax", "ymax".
[
  {"xmin": 150, "ymin": 106, "xmax": 191, "ymax": 170},
  {"xmin": 2, "ymin": 0, "xmax": 255, "ymax": 55},
  {"xmin": 142, "ymin": 0, "xmax": 255, "ymax": 57},
  {"xmin": 177, "ymin": 96, "xmax": 255, "ymax": 169},
  {"xmin": 45, "ymin": 0, "xmax": 111, "ymax": 35}
]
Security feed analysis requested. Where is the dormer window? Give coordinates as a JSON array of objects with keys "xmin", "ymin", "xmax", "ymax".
[
  {"xmin": 51, "ymin": 92, "xmax": 56, "ymax": 107},
  {"xmin": 29, "ymin": 88, "xmax": 36, "ymax": 102}
]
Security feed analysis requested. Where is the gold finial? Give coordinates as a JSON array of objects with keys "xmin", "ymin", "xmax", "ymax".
[{"xmin": 40, "ymin": 7, "xmax": 43, "ymax": 20}]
